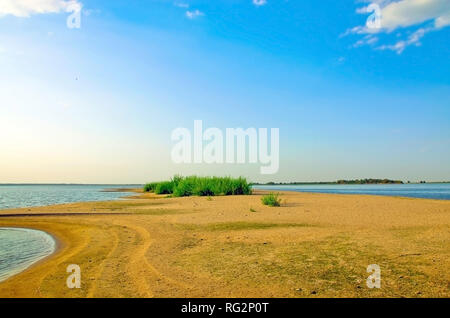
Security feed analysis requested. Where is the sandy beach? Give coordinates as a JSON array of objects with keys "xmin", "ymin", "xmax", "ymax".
[{"xmin": 0, "ymin": 190, "xmax": 449, "ymax": 298}]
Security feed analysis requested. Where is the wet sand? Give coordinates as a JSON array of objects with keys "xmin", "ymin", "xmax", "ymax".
[{"xmin": 0, "ymin": 190, "xmax": 449, "ymax": 298}]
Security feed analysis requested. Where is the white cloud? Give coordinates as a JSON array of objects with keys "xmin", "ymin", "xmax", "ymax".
[
  {"xmin": 0, "ymin": 0, "xmax": 82, "ymax": 18},
  {"xmin": 186, "ymin": 9, "xmax": 203, "ymax": 19},
  {"xmin": 253, "ymin": 0, "xmax": 267, "ymax": 6},
  {"xmin": 375, "ymin": 0, "xmax": 449, "ymax": 30},
  {"xmin": 435, "ymin": 11, "xmax": 450, "ymax": 28},
  {"xmin": 345, "ymin": 0, "xmax": 450, "ymax": 53},
  {"xmin": 353, "ymin": 34, "xmax": 379, "ymax": 47},
  {"xmin": 378, "ymin": 26, "xmax": 430, "ymax": 53},
  {"xmin": 174, "ymin": 2, "xmax": 189, "ymax": 8}
]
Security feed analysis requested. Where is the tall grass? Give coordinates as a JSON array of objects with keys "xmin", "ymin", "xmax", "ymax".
[
  {"xmin": 155, "ymin": 181, "xmax": 175, "ymax": 195},
  {"xmin": 143, "ymin": 176, "xmax": 252, "ymax": 197},
  {"xmin": 143, "ymin": 182, "xmax": 158, "ymax": 193}
]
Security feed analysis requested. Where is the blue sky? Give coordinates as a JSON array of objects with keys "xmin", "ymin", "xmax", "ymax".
[{"xmin": 0, "ymin": 0, "xmax": 449, "ymax": 183}]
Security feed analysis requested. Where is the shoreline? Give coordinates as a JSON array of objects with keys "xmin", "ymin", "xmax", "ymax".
[
  {"xmin": 253, "ymin": 184, "xmax": 450, "ymax": 201},
  {"xmin": 1, "ymin": 185, "xmax": 449, "ymax": 214},
  {"xmin": 0, "ymin": 227, "xmax": 62, "ymax": 284},
  {"xmin": 0, "ymin": 185, "xmax": 139, "ymax": 212},
  {"xmin": 255, "ymin": 190, "xmax": 450, "ymax": 201},
  {"xmin": 0, "ymin": 190, "xmax": 449, "ymax": 298},
  {"xmin": 11, "ymin": 187, "xmax": 447, "ymax": 216}
]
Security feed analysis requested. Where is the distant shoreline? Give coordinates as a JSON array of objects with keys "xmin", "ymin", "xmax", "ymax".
[
  {"xmin": 252, "ymin": 181, "xmax": 450, "ymax": 185},
  {"xmin": 253, "ymin": 183, "xmax": 450, "ymax": 200},
  {"xmin": 253, "ymin": 182, "xmax": 450, "ymax": 185},
  {"xmin": 1, "ymin": 181, "xmax": 450, "ymax": 186},
  {"xmin": 0, "ymin": 184, "xmax": 144, "ymax": 186}
]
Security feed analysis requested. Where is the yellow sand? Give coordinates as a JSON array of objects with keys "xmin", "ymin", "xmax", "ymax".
[{"xmin": 0, "ymin": 190, "xmax": 449, "ymax": 298}]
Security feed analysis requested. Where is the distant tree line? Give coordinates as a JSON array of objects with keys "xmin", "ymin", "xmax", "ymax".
[
  {"xmin": 253, "ymin": 179, "xmax": 404, "ymax": 185},
  {"xmin": 336, "ymin": 179, "xmax": 403, "ymax": 184}
]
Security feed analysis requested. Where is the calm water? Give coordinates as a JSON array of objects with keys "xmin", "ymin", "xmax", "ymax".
[
  {"xmin": 0, "ymin": 184, "xmax": 140, "ymax": 210},
  {"xmin": 0, "ymin": 185, "xmax": 140, "ymax": 282},
  {"xmin": 254, "ymin": 183, "xmax": 450, "ymax": 200},
  {"xmin": 0, "ymin": 228, "xmax": 56, "ymax": 282}
]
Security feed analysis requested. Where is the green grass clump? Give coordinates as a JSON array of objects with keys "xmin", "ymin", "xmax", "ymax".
[
  {"xmin": 231, "ymin": 177, "xmax": 252, "ymax": 195},
  {"xmin": 261, "ymin": 193, "xmax": 281, "ymax": 207},
  {"xmin": 155, "ymin": 181, "xmax": 175, "ymax": 195},
  {"xmin": 144, "ymin": 175, "xmax": 252, "ymax": 197},
  {"xmin": 173, "ymin": 176, "xmax": 197, "ymax": 197},
  {"xmin": 143, "ymin": 182, "xmax": 158, "ymax": 192},
  {"xmin": 194, "ymin": 177, "xmax": 221, "ymax": 196}
]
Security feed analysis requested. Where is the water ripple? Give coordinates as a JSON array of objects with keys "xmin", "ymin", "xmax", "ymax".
[{"xmin": 0, "ymin": 228, "xmax": 56, "ymax": 282}]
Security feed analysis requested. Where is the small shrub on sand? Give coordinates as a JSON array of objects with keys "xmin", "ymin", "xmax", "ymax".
[{"xmin": 261, "ymin": 193, "xmax": 281, "ymax": 207}]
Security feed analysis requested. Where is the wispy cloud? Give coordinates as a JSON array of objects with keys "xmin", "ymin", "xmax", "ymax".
[
  {"xmin": 174, "ymin": 2, "xmax": 189, "ymax": 9},
  {"xmin": 378, "ymin": 27, "xmax": 430, "ymax": 54},
  {"xmin": 353, "ymin": 34, "xmax": 379, "ymax": 48},
  {"xmin": 344, "ymin": 0, "xmax": 450, "ymax": 53},
  {"xmin": 186, "ymin": 9, "xmax": 203, "ymax": 19},
  {"xmin": 252, "ymin": 0, "xmax": 267, "ymax": 6},
  {"xmin": 0, "ymin": 0, "xmax": 82, "ymax": 18}
]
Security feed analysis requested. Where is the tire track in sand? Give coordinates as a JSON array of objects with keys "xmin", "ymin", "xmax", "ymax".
[
  {"xmin": 86, "ymin": 228, "xmax": 120, "ymax": 298},
  {"xmin": 36, "ymin": 222, "xmax": 92, "ymax": 297},
  {"xmin": 115, "ymin": 220, "xmax": 190, "ymax": 297}
]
